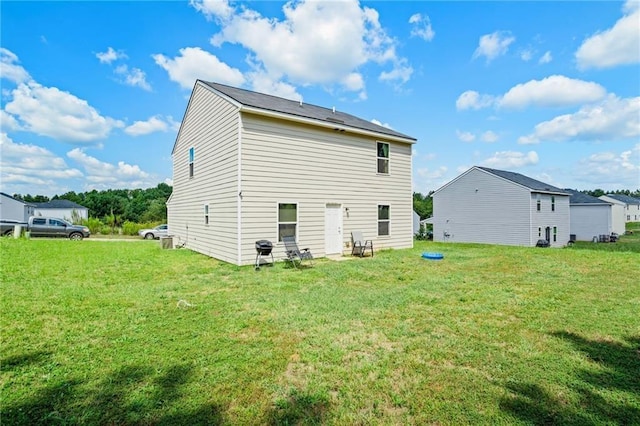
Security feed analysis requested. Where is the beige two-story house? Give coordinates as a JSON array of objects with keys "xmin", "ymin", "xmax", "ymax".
[{"xmin": 167, "ymin": 81, "xmax": 417, "ymax": 265}]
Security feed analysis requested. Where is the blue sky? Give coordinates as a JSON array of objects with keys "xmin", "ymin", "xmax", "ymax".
[{"xmin": 1, "ymin": 0, "xmax": 639, "ymax": 197}]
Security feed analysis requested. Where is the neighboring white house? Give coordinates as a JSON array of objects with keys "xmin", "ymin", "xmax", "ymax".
[
  {"xmin": 34, "ymin": 199, "xmax": 89, "ymax": 222},
  {"xmin": 0, "ymin": 192, "xmax": 35, "ymax": 222},
  {"xmin": 167, "ymin": 80, "xmax": 417, "ymax": 265},
  {"xmin": 600, "ymin": 194, "xmax": 640, "ymax": 223},
  {"xmin": 431, "ymin": 166, "xmax": 570, "ymax": 247},
  {"xmin": 565, "ymin": 189, "xmax": 612, "ymax": 241},
  {"xmin": 598, "ymin": 195, "xmax": 627, "ymax": 234}
]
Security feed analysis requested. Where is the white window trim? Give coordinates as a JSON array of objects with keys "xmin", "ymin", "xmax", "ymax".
[
  {"xmin": 277, "ymin": 201, "xmax": 298, "ymax": 242},
  {"xmin": 188, "ymin": 147, "xmax": 194, "ymax": 179},
  {"xmin": 377, "ymin": 203, "xmax": 390, "ymax": 237},
  {"xmin": 376, "ymin": 141, "xmax": 390, "ymax": 175}
]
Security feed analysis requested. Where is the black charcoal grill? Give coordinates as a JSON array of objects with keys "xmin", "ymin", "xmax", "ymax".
[{"xmin": 255, "ymin": 240, "xmax": 274, "ymax": 270}]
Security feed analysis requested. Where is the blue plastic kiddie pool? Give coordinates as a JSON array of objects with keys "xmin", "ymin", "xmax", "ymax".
[{"xmin": 422, "ymin": 252, "xmax": 444, "ymax": 260}]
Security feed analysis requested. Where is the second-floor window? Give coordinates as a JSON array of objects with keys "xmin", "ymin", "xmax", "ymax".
[
  {"xmin": 204, "ymin": 204, "xmax": 209, "ymax": 225},
  {"xmin": 189, "ymin": 147, "xmax": 195, "ymax": 178},
  {"xmin": 536, "ymin": 195, "xmax": 541, "ymax": 211},
  {"xmin": 551, "ymin": 196, "xmax": 555, "ymax": 212},
  {"xmin": 377, "ymin": 142, "xmax": 389, "ymax": 174}
]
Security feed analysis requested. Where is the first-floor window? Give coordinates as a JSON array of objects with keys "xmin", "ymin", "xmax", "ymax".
[
  {"xmin": 538, "ymin": 227, "xmax": 541, "ymax": 237},
  {"xmin": 378, "ymin": 205, "xmax": 390, "ymax": 236},
  {"xmin": 278, "ymin": 203, "xmax": 297, "ymax": 241},
  {"xmin": 204, "ymin": 204, "xmax": 209, "ymax": 225},
  {"xmin": 553, "ymin": 226, "xmax": 557, "ymax": 242}
]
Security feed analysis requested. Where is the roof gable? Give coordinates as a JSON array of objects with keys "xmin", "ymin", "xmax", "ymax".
[
  {"xmin": 200, "ymin": 81, "xmax": 416, "ymax": 142},
  {"xmin": 604, "ymin": 194, "xmax": 640, "ymax": 205},
  {"xmin": 564, "ymin": 189, "xmax": 611, "ymax": 205},
  {"xmin": 0, "ymin": 192, "xmax": 35, "ymax": 206},
  {"xmin": 35, "ymin": 199, "xmax": 87, "ymax": 209},
  {"xmin": 477, "ymin": 166, "xmax": 568, "ymax": 194}
]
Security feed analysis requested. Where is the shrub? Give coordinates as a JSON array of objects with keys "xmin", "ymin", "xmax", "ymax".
[
  {"xmin": 83, "ymin": 217, "xmax": 103, "ymax": 234},
  {"xmin": 121, "ymin": 221, "xmax": 140, "ymax": 236}
]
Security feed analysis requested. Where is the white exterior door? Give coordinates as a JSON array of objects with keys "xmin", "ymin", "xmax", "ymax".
[{"xmin": 325, "ymin": 204, "xmax": 343, "ymax": 255}]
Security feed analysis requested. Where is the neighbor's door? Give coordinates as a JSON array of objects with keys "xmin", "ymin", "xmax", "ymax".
[{"xmin": 325, "ymin": 204, "xmax": 343, "ymax": 255}]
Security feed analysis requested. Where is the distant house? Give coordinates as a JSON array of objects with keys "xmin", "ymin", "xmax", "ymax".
[
  {"xmin": 0, "ymin": 192, "xmax": 35, "ymax": 222},
  {"xmin": 413, "ymin": 211, "xmax": 420, "ymax": 235},
  {"xmin": 565, "ymin": 189, "xmax": 612, "ymax": 241},
  {"xmin": 34, "ymin": 199, "xmax": 89, "ymax": 222},
  {"xmin": 432, "ymin": 166, "xmax": 570, "ymax": 247},
  {"xmin": 167, "ymin": 80, "xmax": 417, "ymax": 265},
  {"xmin": 599, "ymin": 194, "xmax": 640, "ymax": 223},
  {"xmin": 597, "ymin": 196, "xmax": 628, "ymax": 234}
]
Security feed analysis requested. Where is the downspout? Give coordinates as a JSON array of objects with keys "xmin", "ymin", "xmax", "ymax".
[{"xmin": 237, "ymin": 114, "xmax": 243, "ymax": 265}]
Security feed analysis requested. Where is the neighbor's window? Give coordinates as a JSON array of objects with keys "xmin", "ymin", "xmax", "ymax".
[
  {"xmin": 189, "ymin": 147, "xmax": 195, "ymax": 178},
  {"xmin": 551, "ymin": 196, "xmax": 555, "ymax": 212},
  {"xmin": 553, "ymin": 226, "xmax": 557, "ymax": 242},
  {"xmin": 536, "ymin": 194, "xmax": 541, "ymax": 212},
  {"xmin": 377, "ymin": 142, "xmax": 389, "ymax": 174},
  {"xmin": 538, "ymin": 227, "xmax": 541, "ymax": 237},
  {"xmin": 278, "ymin": 203, "xmax": 297, "ymax": 241},
  {"xmin": 378, "ymin": 205, "xmax": 390, "ymax": 236},
  {"xmin": 204, "ymin": 204, "xmax": 209, "ymax": 225}
]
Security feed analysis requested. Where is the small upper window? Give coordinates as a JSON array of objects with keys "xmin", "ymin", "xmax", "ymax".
[
  {"xmin": 189, "ymin": 147, "xmax": 195, "ymax": 178},
  {"xmin": 378, "ymin": 205, "xmax": 390, "ymax": 236},
  {"xmin": 278, "ymin": 203, "xmax": 297, "ymax": 242},
  {"xmin": 377, "ymin": 142, "xmax": 389, "ymax": 174},
  {"xmin": 204, "ymin": 204, "xmax": 209, "ymax": 225},
  {"xmin": 551, "ymin": 196, "xmax": 555, "ymax": 212},
  {"xmin": 536, "ymin": 194, "xmax": 541, "ymax": 212}
]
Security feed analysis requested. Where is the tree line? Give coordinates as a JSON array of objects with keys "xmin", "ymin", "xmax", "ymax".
[{"xmin": 13, "ymin": 183, "xmax": 172, "ymax": 224}]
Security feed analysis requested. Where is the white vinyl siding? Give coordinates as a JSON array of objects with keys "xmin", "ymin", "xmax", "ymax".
[
  {"xmin": 570, "ymin": 204, "xmax": 612, "ymax": 241},
  {"xmin": 167, "ymin": 82, "xmax": 240, "ymax": 263},
  {"xmin": 239, "ymin": 114, "xmax": 413, "ymax": 265}
]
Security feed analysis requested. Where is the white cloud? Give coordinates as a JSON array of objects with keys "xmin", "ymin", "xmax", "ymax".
[
  {"xmin": 500, "ymin": 75, "xmax": 606, "ymax": 109},
  {"xmin": 409, "ymin": 13, "xmax": 435, "ymax": 41},
  {"xmin": 575, "ymin": 7, "xmax": 640, "ymax": 69},
  {"xmin": 1, "ymin": 48, "xmax": 30, "ymax": 84},
  {"xmin": 456, "ymin": 90, "xmax": 495, "ymax": 110},
  {"xmin": 518, "ymin": 95, "xmax": 640, "ymax": 144},
  {"xmin": 114, "ymin": 65, "xmax": 151, "ymax": 91},
  {"xmin": 201, "ymin": 0, "xmax": 409, "ymax": 95},
  {"xmin": 371, "ymin": 119, "xmax": 393, "ymax": 130},
  {"xmin": 96, "ymin": 47, "xmax": 127, "ymax": 64},
  {"xmin": 4, "ymin": 81, "xmax": 124, "ymax": 143},
  {"xmin": 247, "ymin": 71, "xmax": 302, "ymax": 101},
  {"xmin": 575, "ymin": 143, "xmax": 640, "ymax": 187},
  {"xmin": 153, "ymin": 47, "xmax": 245, "ymax": 90},
  {"xmin": 482, "ymin": 150, "xmax": 539, "ymax": 168},
  {"xmin": 520, "ymin": 48, "xmax": 533, "ymax": 62},
  {"xmin": 456, "ymin": 130, "xmax": 476, "ymax": 143},
  {"xmin": 124, "ymin": 115, "xmax": 174, "ymax": 136},
  {"xmin": 190, "ymin": 0, "xmax": 234, "ymax": 20},
  {"xmin": 539, "ymin": 51, "xmax": 552, "ymax": 64},
  {"xmin": 66, "ymin": 148, "xmax": 157, "ymax": 190},
  {"xmin": 0, "ymin": 133, "xmax": 83, "ymax": 193},
  {"xmin": 0, "ymin": 109, "xmax": 21, "ymax": 132},
  {"xmin": 473, "ymin": 31, "xmax": 515, "ymax": 62},
  {"xmin": 481, "ymin": 131, "xmax": 499, "ymax": 143}
]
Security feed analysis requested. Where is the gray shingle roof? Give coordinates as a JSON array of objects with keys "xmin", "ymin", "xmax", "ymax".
[
  {"xmin": 477, "ymin": 166, "xmax": 568, "ymax": 194},
  {"xmin": 35, "ymin": 199, "xmax": 87, "ymax": 209},
  {"xmin": 564, "ymin": 189, "xmax": 611, "ymax": 205},
  {"xmin": 201, "ymin": 81, "xmax": 416, "ymax": 142},
  {"xmin": 604, "ymin": 193, "xmax": 640, "ymax": 205}
]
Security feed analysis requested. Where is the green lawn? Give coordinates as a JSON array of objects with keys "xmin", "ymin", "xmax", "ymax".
[{"xmin": 1, "ymin": 236, "xmax": 638, "ymax": 425}]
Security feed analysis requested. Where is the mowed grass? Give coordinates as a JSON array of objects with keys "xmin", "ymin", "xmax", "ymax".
[{"xmin": 1, "ymin": 237, "xmax": 638, "ymax": 425}]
